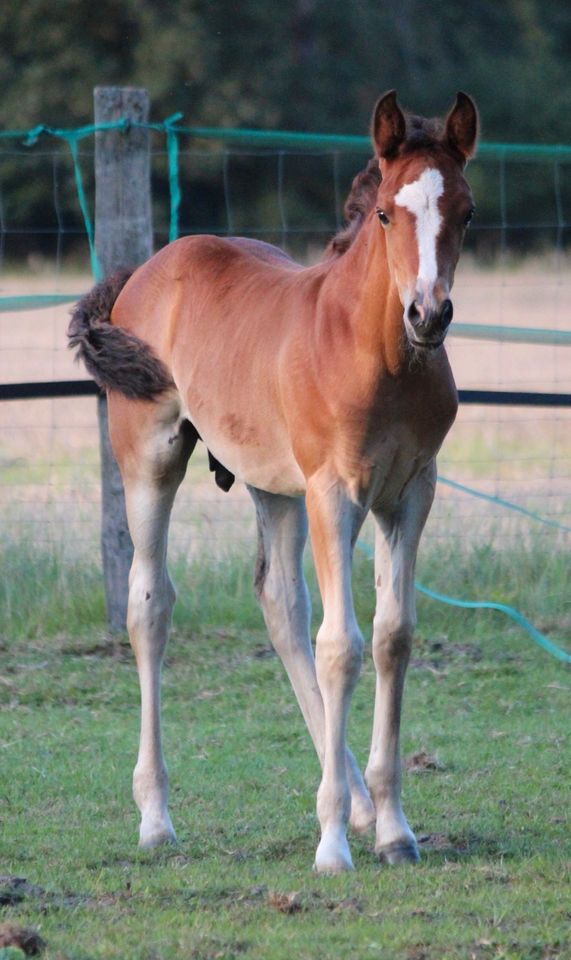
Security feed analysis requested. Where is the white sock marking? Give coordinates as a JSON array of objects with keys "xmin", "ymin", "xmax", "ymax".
[{"xmin": 394, "ymin": 168, "xmax": 444, "ymax": 286}]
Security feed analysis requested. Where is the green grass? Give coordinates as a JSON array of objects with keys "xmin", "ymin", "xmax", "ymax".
[{"xmin": 1, "ymin": 541, "xmax": 570, "ymax": 959}]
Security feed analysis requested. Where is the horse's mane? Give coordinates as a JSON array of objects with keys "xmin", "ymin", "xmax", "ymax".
[
  {"xmin": 326, "ymin": 113, "xmax": 446, "ymax": 257},
  {"xmin": 326, "ymin": 157, "xmax": 382, "ymax": 257}
]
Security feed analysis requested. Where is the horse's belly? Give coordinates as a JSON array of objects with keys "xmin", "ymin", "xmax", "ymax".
[
  {"xmin": 184, "ymin": 403, "xmax": 306, "ymax": 496},
  {"xmin": 235, "ymin": 449, "xmax": 306, "ymax": 495}
]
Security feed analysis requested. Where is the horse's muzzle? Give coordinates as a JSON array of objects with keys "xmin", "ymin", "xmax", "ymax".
[{"xmin": 404, "ymin": 298, "xmax": 454, "ymax": 350}]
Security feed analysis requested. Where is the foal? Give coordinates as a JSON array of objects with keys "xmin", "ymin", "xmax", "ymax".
[{"xmin": 69, "ymin": 91, "xmax": 478, "ymax": 873}]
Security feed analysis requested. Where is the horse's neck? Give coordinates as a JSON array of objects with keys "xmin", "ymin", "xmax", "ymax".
[{"xmin": 320, "ymin": 214, "xmax": 406, "ymax": 376}]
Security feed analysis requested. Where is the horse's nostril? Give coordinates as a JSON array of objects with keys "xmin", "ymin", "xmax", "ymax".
[
  {"xmin": 440, "ymin": 299, "xmax": 453, "ymax": 328},
  {"xmin": 408, "ymin": 301, "xmax": 422, "ymax": 325}
]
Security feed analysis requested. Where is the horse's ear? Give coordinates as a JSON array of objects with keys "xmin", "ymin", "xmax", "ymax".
[
  {"xmin": 372, "ymin": 91, "xmax": 406, "ymax": 159},
  {"xmin": 445, "ymin": 92, "xmax": 479, "ymax": 163}
]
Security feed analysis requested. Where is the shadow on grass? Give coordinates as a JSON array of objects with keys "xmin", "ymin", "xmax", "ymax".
[
  {"xmin": 417, "ymin": 830, "xmax": 519, "ymax": 864},
  {"xmin": 349, "ymin": 828, "xmax": 522, "ymax": 870}
]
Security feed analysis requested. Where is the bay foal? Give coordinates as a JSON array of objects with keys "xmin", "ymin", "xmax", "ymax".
[{"xmin": 69, "ymin": 91, "xmax": 478, "ymax": 873}]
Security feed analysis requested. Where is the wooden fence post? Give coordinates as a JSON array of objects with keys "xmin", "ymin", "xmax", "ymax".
[{"xmin": 94, "ymin": 87, "xmax": 153, "ymax": 632}]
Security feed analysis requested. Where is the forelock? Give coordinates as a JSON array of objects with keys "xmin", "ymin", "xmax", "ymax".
[{"xmin": 400, "ymin": 114, "xmax": 449, "ymax": 159}]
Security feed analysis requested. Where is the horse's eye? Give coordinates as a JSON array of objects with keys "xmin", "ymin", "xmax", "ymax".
[
  {"xmin": 464, "ymin": 207, "xmax": 475, "ymax": 227},
  {"xmin": 377, "ymin": 209, "xmax": 390, "ymax": 226}
]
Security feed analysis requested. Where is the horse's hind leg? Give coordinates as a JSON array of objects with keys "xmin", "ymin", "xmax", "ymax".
[
  {"xmin": 365, "ymin": 461, "xmax": 436, "ymax": 864},
  {"xmin": 108, "ymin": 392, "xmax": 197, "ymax": 847},
  {"xmin": 249, "ymin": 487, "xmax": 375, "ymax": 836}
]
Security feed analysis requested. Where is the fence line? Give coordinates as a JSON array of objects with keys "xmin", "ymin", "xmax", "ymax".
[
  {"xmin": 2, "ymin": 115, "xmax": 570, "ymax": 292},
  {"xmin": 2, "ymin": 119, "xmax": 571, "ymax": 342},
  {"xmin": 3, "ymin": 380, "xmax": 571, "ymax": 407},
  {"xmin": 3, "ymin": 116, "xmax": 571, "ymax": 155},
  {"xmin": 2, "ymin": 291, "xmax": 571, "ymax": 350}
]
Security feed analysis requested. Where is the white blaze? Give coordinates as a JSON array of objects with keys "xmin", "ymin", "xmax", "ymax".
[{"xmin": 394, "ymin": 168, "xmax": 444, "ymax": 286}]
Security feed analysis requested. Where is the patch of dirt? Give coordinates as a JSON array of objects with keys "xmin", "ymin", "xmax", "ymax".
[
  {"xmin": 233, "ymin": 886, "xmax": 267, "ymax": 906},
  {"xmin": 325, "ymin": 896, "xmax": 363, "ymax": 914},
  {"xmin": 0, "ymin": 923, "xmax": 45, "ymax": 955},
  {"xmin": 406, "ymin": 946, "xmax": 431, "ymax": 960},
  {"xmin": 417, "ymin": 832, "xmax": 494, "ymax": 858},
  {"xmin": 259, "ymin": 834, "xmax": 311, "ymax": 861},
  {"xmin": 419, "ymin": 831, "xmax": 509, "ymax": 859},
  {"xmin": 410, "ymin": 638, "xmax": 482, "ymax": 672},
  {"xmin": 186, "ymin": 941, "xmax": 250, "ymax": 960},
  {"xmin": 0, "ymin": 875, "xmax": 91, "ymax": 914},
  {"xmin": 253, "ymin": 645, "xmax": 276, "ymax": 659},
  {"xmin": 417, "ymin": 833, "xmax": 458, "ymax": 852},
  {"xmin": 195, "ymin": 688, "xmax": 225, "ymax": 701},
  {"xmin": 168, "ymin": 854, "xmax": 193, "ymax": 866},
  {"xmin": 410, "ymin": 908, "xmax": 435, "ymax": 920},
  {"xmin": 0, "ymin": 877, "xmax": 45, "ymax": 906},
  {"xmin": 475, "ymin": 865, "xmax": 512, "ymax": 884},
  {"xmin": 408, "ymin": 661, "xmax": 448, "ymax": 676},
  {"xmin": 62, "ymin": 637, "xmax": 131, "ymax": 660},
  {"xmin": 220, "ymin": 847, "xmax": 252, "ymax": 862},
  {"xmin": 541, "ymin": 947, "xmax": 566, "ymax": 960},
  {"xmin": 267, "ymin": 889, "xmax": 364, "ymax": 915},
  {"xmin": 471, "ymin": 938, "xmax": 496, "ymax": 955},
  {"xmin": 268, "ymin": 891, "xmax": 303, "ymax": 914},
  {"xmin": 404, "ymin": 751, "xmax": 446, "ymax": 773}
]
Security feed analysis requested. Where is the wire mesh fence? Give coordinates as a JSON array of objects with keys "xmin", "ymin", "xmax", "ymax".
[{"xmin": 1, "ymin": 119, "xmax": 570, "ymax": 566}]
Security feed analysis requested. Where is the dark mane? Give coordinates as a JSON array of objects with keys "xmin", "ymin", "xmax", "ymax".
[
  {"xmin": 326, "ymin": 113, "xmax": 447, "ymax": 257},
  {"xmin": 326, "ymin": 157, "xmax": 381, "ymax": 256}
]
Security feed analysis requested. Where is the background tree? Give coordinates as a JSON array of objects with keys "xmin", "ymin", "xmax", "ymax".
[{"xmin": 0, "ymin": 0, "xmax": 569, "ymax": 258}]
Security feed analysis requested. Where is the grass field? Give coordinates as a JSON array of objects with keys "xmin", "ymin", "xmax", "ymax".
[{"xmin": 1, "ymin": 542, "xmax": 570, "ymax": 960}]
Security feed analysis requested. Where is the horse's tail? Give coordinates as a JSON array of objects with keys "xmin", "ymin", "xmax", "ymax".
[{"xmin": 67, "ymin": 268, "xmax": 174, "ymax": 400}]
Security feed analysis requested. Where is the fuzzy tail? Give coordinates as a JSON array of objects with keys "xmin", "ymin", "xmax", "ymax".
[{"xmin": 67, "ymin": 268, "xmax": 174, "ymax": 400}]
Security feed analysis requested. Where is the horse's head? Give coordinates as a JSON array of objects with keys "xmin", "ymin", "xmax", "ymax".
[{"xmin": 372, "ymin": 90, "xmax": 478, "ymax": 351}]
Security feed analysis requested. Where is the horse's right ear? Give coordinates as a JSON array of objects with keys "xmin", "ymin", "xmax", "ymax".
[
  {"xmin": 445, "ymin": 92, "xmax": 479, "ymax": 163},
  {"xmin": 372, "ymin": 91, "xmax": 406, "ymax": 160}
]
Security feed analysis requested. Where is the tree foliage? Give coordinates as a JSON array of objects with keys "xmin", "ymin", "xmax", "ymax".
[
  {"xmin": 1, "ymin": 0, "xmax": 570, "ymax": 140},
  {"xmin": 0, "ymin": 1, "xmax": 569, "ymax": 258}
]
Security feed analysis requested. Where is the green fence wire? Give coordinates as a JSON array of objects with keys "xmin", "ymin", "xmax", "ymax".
[
  {"xmin": 0, "ymin": 294, "xmax": 80, "ymax": 311},
  {"xmin": 1, "ymin": 115, "xmax": 571, "ymax": 315},
  {"xmin": 355, "ymin": 540, "xmax": 571, "ymax": 665}
]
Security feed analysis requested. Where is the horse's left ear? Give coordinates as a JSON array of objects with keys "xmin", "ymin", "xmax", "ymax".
[{"xmin": 445, "ymin": 92, "xmax": 479, "ymax": 163}]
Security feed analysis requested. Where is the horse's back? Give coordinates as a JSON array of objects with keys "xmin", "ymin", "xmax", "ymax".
[{"xmin": 112, "ymin": 235, "xmax": 305, "ymax": 342}]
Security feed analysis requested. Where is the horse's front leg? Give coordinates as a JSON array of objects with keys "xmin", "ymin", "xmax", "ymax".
[
  {"xmin": 306, "ymin": 475, "xmax": 366, "ymax": 874},
  {"xmin": 365, "ymin": 461, "xmax": 436, "ymax": 864}
]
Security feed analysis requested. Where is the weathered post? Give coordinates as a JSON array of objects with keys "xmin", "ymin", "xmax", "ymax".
[{"xmin": 94, "ymin": 87, "xmax": 153, "ymax": 631}]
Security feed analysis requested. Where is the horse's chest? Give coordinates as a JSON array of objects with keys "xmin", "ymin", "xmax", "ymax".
[{"xmin": 339, "ymin": 380, "xmax": 457, "ymax": 508}]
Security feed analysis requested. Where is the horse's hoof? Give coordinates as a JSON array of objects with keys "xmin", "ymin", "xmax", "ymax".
[
  {"xmin": 377, "ymin": 840, "xmax": 420, "ymax": 865},
  {"xmin": 139, "ymin": 829, "xmax": 177, "ymax": 849},
  {"xmin": 139, "ymin": 813, "xmax": 177, "ymax": 849},
  {"xmin": 314, "ymin": 834, "xmax": 354, "ymax": 874},
  {"xmin": 313, "ymin": 855, "xmax": 354, "ymax": 875}
]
